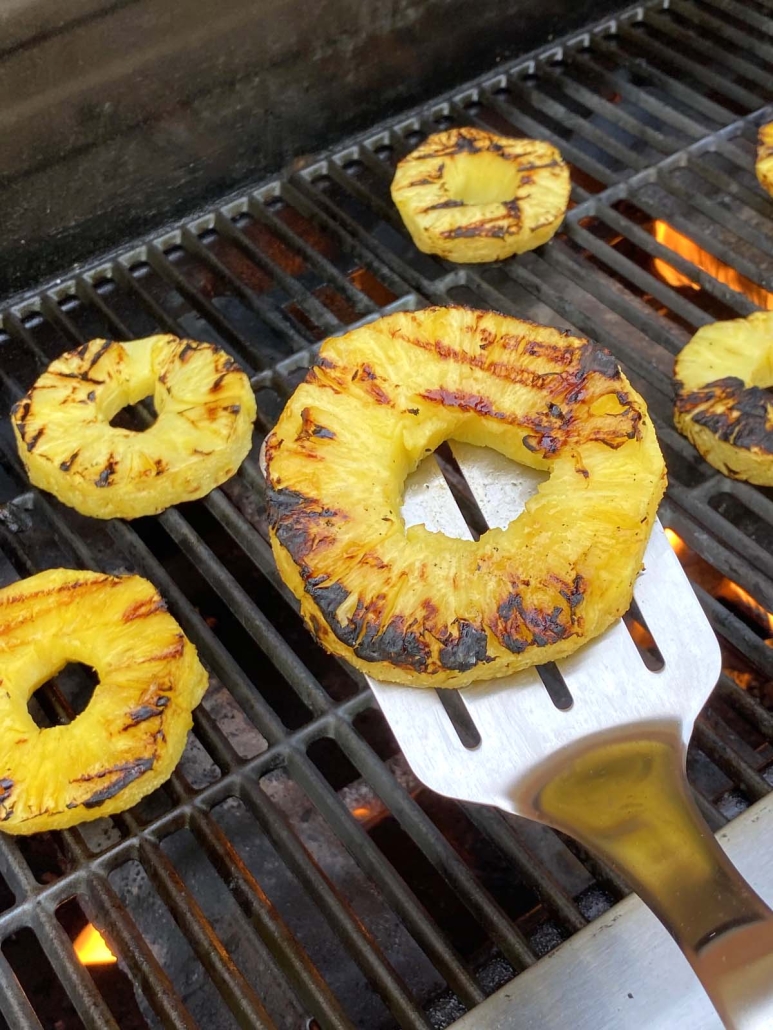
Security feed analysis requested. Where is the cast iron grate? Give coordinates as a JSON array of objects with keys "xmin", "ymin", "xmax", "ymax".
[{"xmin": 0, "ymin": 1, "xmax": 771, "ymax": 1027}]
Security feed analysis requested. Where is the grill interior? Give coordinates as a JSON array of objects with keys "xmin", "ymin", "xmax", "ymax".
[{"xmin": 0, "ymin": 1, "xmax": 773, "ymax": 1027}]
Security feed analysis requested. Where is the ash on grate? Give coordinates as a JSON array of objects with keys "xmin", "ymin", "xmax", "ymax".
[{"xmin": 200, "ymin": 678, "xmax": 268, "ymax": 760}]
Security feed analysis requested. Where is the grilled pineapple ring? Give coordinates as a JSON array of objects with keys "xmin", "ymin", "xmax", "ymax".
[
  {"xmin": 0, "ymin": 569, "xmax": 208, "ymax": 834},
  {"xmin": 265, "ymin": 307, "xmax": 665, "ymax": 688},
  {"xmin": 11, "ymin": 335, "xmax": 257, "ymax": 520},
  {"xmin": 390, "ymin": 128, "xmax": 570, "ymax": 263},
  {"xmin": 674, "ymin": 311, "xmax": 773, "ymax": 485},
  {"xmin": 756, "ymin": 122, "xmax": 773, "ymax": 197}
]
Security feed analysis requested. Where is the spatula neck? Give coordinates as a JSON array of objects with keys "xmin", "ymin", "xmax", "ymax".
[{"xmin": 533, "ymin": 730, "xmax": 773, "ymax": 1029}]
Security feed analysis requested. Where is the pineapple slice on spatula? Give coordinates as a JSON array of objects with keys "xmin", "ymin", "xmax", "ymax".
[{"xmin": 370, "ymin": 442, "xmax": 773, "ymax": 1030}]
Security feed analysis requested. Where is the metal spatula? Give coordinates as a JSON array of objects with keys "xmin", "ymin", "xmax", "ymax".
[{"xmin": 365, "ymin": 442, "xmax": 773, "ymax": 1030}]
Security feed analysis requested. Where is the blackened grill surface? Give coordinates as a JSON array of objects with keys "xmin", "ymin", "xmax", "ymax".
[{"xmin": 0, "ymin": 2, "xmax": 771, "ymax": 1028}]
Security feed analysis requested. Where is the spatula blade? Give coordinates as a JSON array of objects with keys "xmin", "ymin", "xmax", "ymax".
[{"xmin": 368, "ymin": 446, "xmax": 721, "ymax": 815}]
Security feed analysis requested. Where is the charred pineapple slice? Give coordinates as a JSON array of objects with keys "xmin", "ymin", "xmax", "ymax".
[
  {"xmin": 0, "ymin": 568, "xmax": 208, "ymax": 834},
  {"xmin": 390, "ymin": 128, "xmax": 570, "ymax": 263},
  {"xmin": 674, "ymin": 311, "xmax": 773, "ymax": 485},
  {"xmin": 756, "ymin": 122, "xmax": 773, "ymax": 197},
  {"xmin": 12, "ymin": 335, "xmax": 256, "ymax": 519},
  {"xmin": 265, "ymin": 307, "xmax": 665, "ymax": 688}
]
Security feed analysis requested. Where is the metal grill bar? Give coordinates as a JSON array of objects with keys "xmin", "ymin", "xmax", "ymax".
[
  {"xmin": 137, "ymin": 840, "xmax": 279, "ymax": 1030},
  {"xmin": 458, "ymin": 807, "xmax": 587, "ymax": 934},
  {"xmin": 592, "ymin": 29, "xmax": 731, "ymax": 126},
  {"xmin": 333, "ymin": 720, "xmax": 538, "ymax": 973},
  {"xmin": 32, "ymin": 907, "xmax": 121, "ymax": 1030},
  {"xmin": 188, "ymin": 809, "xmax": 358, "ymax": 1030},
  {"xmin": 618, "ymin": 16, "xmax": 766, "ymax": 110},
  {"xmin": 285, "ymin": 754, "xmax": 487, "ymax": 1009},
  {"xmin": 0, "ymin": 950, "xmax": 43, "ymax": 1030},
  {"xmin": 235, "ymin": 775, "xmax": 433, "ymax": 1030},
  {"xmin": 90, "ymin": 875, "xmax": 200, "ymax": 1030}
]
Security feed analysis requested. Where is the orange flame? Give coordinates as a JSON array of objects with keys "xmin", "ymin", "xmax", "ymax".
[
  {"xmin": 663, "ymin": 527, "xmax": 688, "ymax": 561},
  {"xmin": 74, "ymin": 924, "xmax": 116, "ymax": 965},
  {"xmin": 716, "ymin": 580, "xmax": 773, "ymax": 638},
  {"xmin": 663, "ymin": 527, "xmax": 773, "ymax": 636},
  {"xmin": 652, "ymin": 222, "xmax": 773, "ymax": 310}
]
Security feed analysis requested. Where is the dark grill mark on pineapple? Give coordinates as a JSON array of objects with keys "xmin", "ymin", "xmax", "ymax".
[
  {"xmin": 0, "ymin": 779, "xmax": 13, "ymax": 813},
  {"xmin": 25, "ymin": 427, "xmax": 45, "ymax": 452},
  {"xmin": 122, "ymin": 594, "xmax": 166, "ymax": 622},
  {"xmin": 140, "ymin": 636, "xmax": 185, "ymax": 662},
  {"xmin": 126, "ymin": 704, "xmax": 160, "ymax": 724},
  {"xmin": 493, "ymin": 592, "xmax": 571, "ymax": 653},
  {"xmin": 412, "ymin": 175, "xmax": 447, "ymax": 189},
  {"xmin": 55, "ymin": 369, "xmax": 101, "ymax": 384},
  {"xmin": 421, "ymin": 388, "xmax": 505, "ymax": 419},
  {"xmin": 267, "ymin": 487, "xmax": 343, "ymax": 566},
  {"xmin": 178, "ymin": 341, "xmax": 199, "ymax": 362},
  {"xmin": 125, "ymin": 696, "xmax": 170, "ymax": 727},
  {"xmin": 355, "ymin": 617, "xmax": 430, "ymax": 671},
  {"xmin": 442, "ymin": 217, "xmax": 510, "ymax": 239},
  {"xmin": 361, "ymin": 552, "xmax": 389, "ymax": 569},
  {"xmin": 504, "ymin": 200, "xmax": 523, "ymax": 222},
  {"xmin": 59, "ymin": 450, "xmax": 80, "ymax": 472},
  {"xmin": 439, "ymin": 620, "xmax": 490, "ymax": 671},
  {"xmin": 355, "ymin": 364, "xmax": 377, "ymax": 381},
  {"xmin": 306, "ymin": 578, "xmax": 349, "ymax": 628},
  {"xmin": 558, "ymin": 574, "xmax": 586, "ymax": 618},
  {"xmin": 85, "ymin": 339, "xmax": 114, "ymax": 372},
  {"xmin": 578, "ymin": 342, "xmax": 619, "ymax": 380},
  {"xmin": 368, "ymin": 383, "xmax": 392, "ymax": 405},
  {"xmin": 435, "ymin": 131, "xmax": 484, "ymax": 155},
  {"xmin": 303, "ymin": 577, "xmax": 432, "ymax": 671},
  {"xmin": 424, "ymin": 199, "xmax": 465, "ymax": 211},
  {"xmin": 12, "ymin": 399, "xmax": 31, "ymax": 437},
  {"xmin": 677, "ymin": 376, "xmax": 773, "ymax": 454},
  {"xmin": 72, "ymin": 757, "xmax": 155, "ymax": 808},
  {"xmin": 421, "ymin": 385, "xmax": 617, "ymax": 455},
  {"xmin": 95, "ymin": 455, "xmax": 118, "ymax": 487},
  {"xmin": 401, "ymin": 330, "xmax": 630, "ymax": 414},
  {"xmin": 296, "ymin": 407, "xmax": 336, "ymax": 442}
]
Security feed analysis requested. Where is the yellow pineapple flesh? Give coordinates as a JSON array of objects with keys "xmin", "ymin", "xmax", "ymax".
[
  {"xmin": 674, "ymin": 311, "xmax": 773, "ymax": 485},
  {"xmin": 390, "ymin": 128, "xmax": 571, "ymax": 263},
  {"xmin": 265, "ymin": 307, "xmax": 666, "ymax": 688},
  {"xmin": 11, "ymin": 335, "xmax": 257, "ymax": 519},
  {"xmin": 756, "ymin": 122, "xmax": 773, "ymax": 197},
  {"xmin": 0, "ymin": 568, "xmax": 208, "ymax": 834}
]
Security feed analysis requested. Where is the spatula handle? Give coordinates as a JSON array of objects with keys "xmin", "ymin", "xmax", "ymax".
[{"xmin": 535, "ymin": 732, "xmax": 773, "ymax": 1030}]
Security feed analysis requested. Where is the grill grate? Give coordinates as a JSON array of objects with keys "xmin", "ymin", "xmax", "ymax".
[{"xmin": 0, "ymin": 1, "xmax": 772, "ymax": 1027}]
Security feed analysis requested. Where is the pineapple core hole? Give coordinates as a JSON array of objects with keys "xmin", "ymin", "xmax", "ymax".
[
  {"xmin": 403, "ymin": 442, "xmax": 547, "ymax": 540},
  {"xmin": 109, "ymin": 395, "xmax": 157, "ymax": 432},
  {"xmin": 444, "ymin": 154, "xmax": 523, "ymax": 206},
  {"xmin": 28, "ymin": 662, "xmax": 99, "ymax": 729}
]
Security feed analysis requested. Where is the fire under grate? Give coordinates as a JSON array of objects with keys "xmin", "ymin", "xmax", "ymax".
[{"xmin": 0, "ymin": 1, "xmax": 772, "ymax": 1028}]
